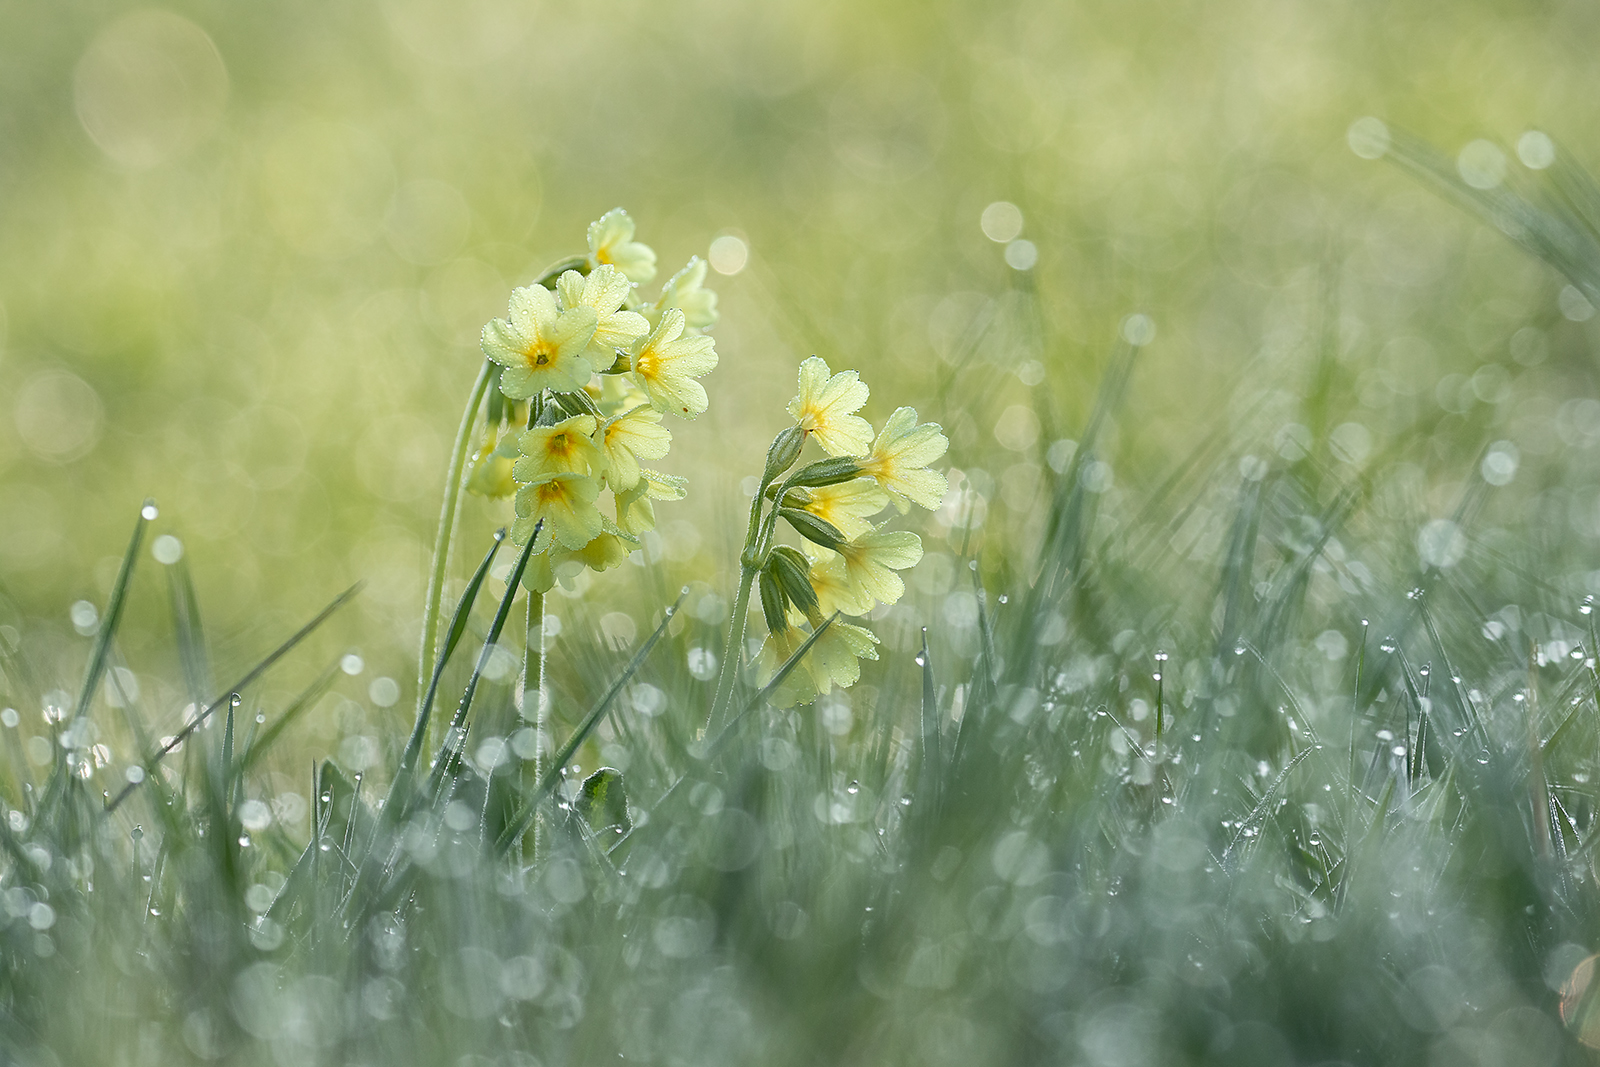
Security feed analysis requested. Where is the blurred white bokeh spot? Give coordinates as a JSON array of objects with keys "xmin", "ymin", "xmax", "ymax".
[
  {"xmin": 74, "ymin": 10, "xmax": 228, "ymax": 169},
  {"xmin": 708, "ymin": 235, "xmax": 749, "ymax": 275},
  {"xmin": 14, "ymin": 370, "xmax": 103, "ymax": 463}
]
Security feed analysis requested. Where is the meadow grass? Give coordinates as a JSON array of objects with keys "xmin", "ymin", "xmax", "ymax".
[{"xmin": 6, "ymin": 130, "xmax": 1600, "ymax": 1067}]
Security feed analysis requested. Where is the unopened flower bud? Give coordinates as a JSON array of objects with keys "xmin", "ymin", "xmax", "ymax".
[
  {"xmin": 779, "ymin": 507, "xmax": 846, "ymax": 550},
  {"xmin": 758, "ymin": 567, "xmax": 790, "ymax": 635},
  {"xmin": 768, "ymin": 546, "xmax": 820, "ymax": 621},
  {"xmin": 763, "ymin": 426, "xmax": 807, "ymax": 482},
  {"xmin": 787, "ymin": 456, "xmax": 862, "ymax": 489}
]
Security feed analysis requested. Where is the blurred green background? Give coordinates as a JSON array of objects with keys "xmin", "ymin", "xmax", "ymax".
[{"xmin": 3, "ymin": 0, "xmax": 1599, "ymax": 745}]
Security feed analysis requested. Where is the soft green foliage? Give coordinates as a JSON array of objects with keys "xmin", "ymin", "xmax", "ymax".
[
  {"xmin": 9, "ymin": 132, "xmax": 1600, "ymax": 1059},
  {"xmin": 9, "ymin": 3, "xmax": 1600, "ymax": 1064}
]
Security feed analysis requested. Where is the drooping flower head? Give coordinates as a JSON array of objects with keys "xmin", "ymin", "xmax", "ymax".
[
  {"xmin": 788, "ymin": 479, "xmax": 888, "ymax": 542},
  {"xmin": 557, "ymin": 265, "xmax": 650, "ymax": 370},
  {"xmin": 588, "ymin": 208, "xmax": 657, "ymax": 283},
  {"xmin": 859, "ymin": 406, "xmax": 949, "ymax": 512},
  {"xmin": 754, "ymin": 616, "xmax": 880, "ymax": 708},
  {"xmin": 630, "ymin": 309, "xmax": 718, "ymax": 419},
  {"xmin": 812, "ymin": 528, "xmax": 924, "ymax": 613},
  {"xmin": 482, "ymin": 284, "xmax": 599, "ymax": 399},
  {"xmin": 465, "ymin": 427, "xmax": 519, "ymax": 499},
  {"xmin": 615, "ymin": 468, "xmax": 686, "ymax": 536},
  {"xmin": 787, "ymin": 356, "xmax": 872, "ymax": 457}
]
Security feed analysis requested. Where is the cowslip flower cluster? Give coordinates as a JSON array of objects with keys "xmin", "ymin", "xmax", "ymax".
[
  {"xmin": 749, "ymin": 357, "xmax": 949, "ymax": 707},
  {"xmin": 467, "ymin": 209, "xmax": 718, "ymax": 592}
]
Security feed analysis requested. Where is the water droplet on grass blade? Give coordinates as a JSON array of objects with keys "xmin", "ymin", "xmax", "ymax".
[{"xmin": 140, "ymin": 503, "xmax": 158, "ymax": 520}]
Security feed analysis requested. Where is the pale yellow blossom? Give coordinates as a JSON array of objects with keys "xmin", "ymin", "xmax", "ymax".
[
  {"xmin": 513, "ymin": 414, "xmax": 607, "ymax": 483},
  {"xmin": 653, "ymin": 256, "xmax": 718, "ymax": 331},
  {"xmin": 812, "ymin": 528, "xmax": 923, "ymax": 612},
  {"xmin": 788, "ymin": 479, "xmax": 888, "ymax": 542},
  {"xmin": 514, "ymin": 472, "xmax": 604, "ymax": 551},
  {"xmin": 787, "ymin": 356, "xmax": 872, "ymax": 457},
  {"xmin": 860, "ymin": 407, "xmax": 948, "ymax": 512},
  {"xmin": 588, "ymin": 208, "xmax": 656, "ymax": 283},
  {"xmin": 597, "ymin": 405, "xmax": 672, "ymax": 494},
  {"xmin": 630, "ymin": 309, "xmax": 718, "ymax": 419},
  {"xmin": 557, "ymin": 265, "xmax": 650, "ymax": 370},
  {"xmin": 615, "ymin": 468, "xmax": 687, "ymax": 536},
  {"xmin": 481, "ymin": 285, "xmax": 598, "ymax": 398}
]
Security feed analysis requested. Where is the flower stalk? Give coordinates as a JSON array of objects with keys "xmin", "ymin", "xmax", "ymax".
[{"xmin": 417, "ymin": 357, "xmax": 495, "ymax": 748}]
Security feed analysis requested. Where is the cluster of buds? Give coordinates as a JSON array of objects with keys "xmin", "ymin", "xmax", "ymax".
[
  {"xmin": 465, "ymin": 209, "xmax": 718, "ymax": 592},
  {"xmin": 749, "ymin": 358, "xmax": 949, "ymax": 707}
]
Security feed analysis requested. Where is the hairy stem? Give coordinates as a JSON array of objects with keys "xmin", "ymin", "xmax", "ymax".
[
  {"xmin": 524, "ymin": 586, "xmax": 546, "ymax": 861},
  {"xmin": 418, "ymin": 358, "xmax": 495, "ymax": 748},
  {"xmin": 707, "ymin": 564, "xmax": 757, "ymax": 737}
]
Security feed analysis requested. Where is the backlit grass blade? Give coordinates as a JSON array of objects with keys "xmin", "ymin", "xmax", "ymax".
[
  {"xmin": 238, "ymin": 659, "xmax": 342, "ymax": 774},
  {"xmin": 104, "ymin": 581, "xmax": 363, "ymax": 813},
  {"xmin": 423, "ymin": 524, "xmax": 541, "ymax": 802},
  {"xmin": 494, "ymin": 589, "xmax": 687, "ymax": 856},
  {"xmin": 70, "ymin": 500, "xmax": 152, "ymax": 728}
]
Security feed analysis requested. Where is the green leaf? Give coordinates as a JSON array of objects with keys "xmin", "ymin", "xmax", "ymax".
[{"xmin": 576, "ymin": 767, "xmax": 631, "ymax": 834}]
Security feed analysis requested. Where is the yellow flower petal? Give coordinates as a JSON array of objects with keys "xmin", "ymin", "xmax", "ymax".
[
  {"xmin": 630, "ymin": 309, "xmax": 717, "ymax": 419},
  {"xmin": 514, "ymin": 472, "xmax": 604, "ymax": 550},
  {"xmin": 787, "ymin": 356, "xmax": 872, "ymax": 457},
  {"xmin": 860, "ymin": 406, "xmax": 949, "ymax": 512},
  {"xmin": 587, "ymin": 208, "xmax": 657, "ymax": 283},
  {"xmin": 513, "ymin": 414, "xmax": 606, "ymax": 483}
]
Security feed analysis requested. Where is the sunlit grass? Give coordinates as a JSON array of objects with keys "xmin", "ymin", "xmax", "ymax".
[{"xmin": 6, "ymin": 130, "xmax": 1600, "ymax": 1062}]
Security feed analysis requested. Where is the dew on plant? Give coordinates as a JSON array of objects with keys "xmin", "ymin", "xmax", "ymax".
[{"xmin": 2, "ymin": 64, "xmax": 1598, "ymax": 1067}]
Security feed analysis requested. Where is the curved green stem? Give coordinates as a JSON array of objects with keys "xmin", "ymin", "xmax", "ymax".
[
  {"xmin": 524, "ymin": 587, "xmax": 546, "ymax": 862},
  {"xmin": 417, "ymin": 358, "xmax": 495, "ymax": 747},
  {"xmin": 707, "ymin": 564, "xmax": 757, "ymax": 737},
  {"xmin": 707, "ymin": 486, "xmax": 770, "ymax": 735}
]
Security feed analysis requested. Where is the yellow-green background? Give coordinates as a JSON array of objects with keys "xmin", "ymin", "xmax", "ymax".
[{"xmin": 2, "ymin": 0, "xmax": 1595, "ymax": 728}]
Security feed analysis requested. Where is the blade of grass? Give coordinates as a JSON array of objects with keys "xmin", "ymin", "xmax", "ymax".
[
  {"xmin": 71, "ymin": 500, "xmax": 153, "ymax": 728},
  {"xmin": 104, "ymin": 581, "xmax": 364, "ymax": 813},
  {"xmin": 165, "ymin": 552, "xmax": 213, "ymax": 707},
  {"xmin": 423, "ymin": 524, "xmax": 542, "ymax": 803},
  {"xmin": 494, "ymin": 589, "xmax": 688, "ymax": 856},
  {"xmin": 239, "ymin": 660, "xmax": 342, "ymax": 774}
]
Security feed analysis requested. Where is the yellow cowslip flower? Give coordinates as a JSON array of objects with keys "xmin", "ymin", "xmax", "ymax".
[
  {"xmin": 630, "ymin": 309, "xmax": 718, "ymax": 419},
  {"xmin": 465, "ymin": 428, "xmax": 518, "ymax": 499},
  {"xmin": 813, "ymin": 528, "xmax": 923, "ymax": 612},
  {"xmin": 588, "ymin": 208, "xmax": 656, "ymax": 284},
  {"xmin": 615, "ymin": 468, "xmax": 687, "ymax": 536},
  {"xmin": 597, "ymin": 405, "xmax": 672, "ymax": 494},
  {"xmin": 513, "ymin": 415, "xmax": 607, "ymax": 483},
  {"xmin": 805, "ymin": 548, "xmax": 871, "ymax": 617},
  {"xmin": 554, "ymin": 526, "xmax": 633, "ymax": 575},
  {"xmin": 859, "ymin": 406, "xmax": 949, "ymax": 513},
  {"xmin": 787, "ymin": 356, "xmax": 872, "ymax": 457},
  {"xmin": 755, "ymin": 624, "xmax": 816, "ymax": 708},
  {"xmin": 557, "ymin": 265, "xmax": 650, "ymax": 370},
  {"xmin": 481, "ymin": 285, "xmax": 599, "ymax": 399},
  {"xmin": 652, "ymin": 257, "xmax": 718, "ymax": 331},
  {"xmin": 755, "ymin": 617, "xmax": 880, "ymax": 708},
  {"xmin": 804, "ymin": 620, "xmax": 880, "ymax": 695},
  {"xmin": 788, "ymin": 479, "xmax": 887, "ymax": 542},
  {"xmin": 514, "ymin": 472, "xmax": 604, "ymax": 551}
]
